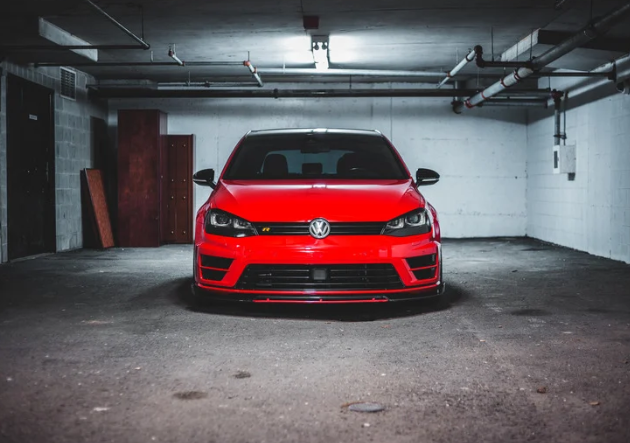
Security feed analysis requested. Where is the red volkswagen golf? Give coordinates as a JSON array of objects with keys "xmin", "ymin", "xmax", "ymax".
[{"xmin": 192, "ymin": 128, "xmax": 444, "ymax": 304}]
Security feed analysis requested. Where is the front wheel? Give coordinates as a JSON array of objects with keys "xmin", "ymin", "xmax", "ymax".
[{"xmin": 432, "ymin": 251, "xmax": 448, "ymax": 308}]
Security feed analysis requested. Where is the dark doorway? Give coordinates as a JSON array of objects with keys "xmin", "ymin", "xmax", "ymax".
[
  {"xmin": 91, "ymin": 116, "xmax": 108, "ymax": 171},
  {"xmin": 6, "ymin": 74, "xmax": 56, "ymax": 260},
  {"xmin": 162, "ymin": 135, "xmax": 194, "ymax": 244}
]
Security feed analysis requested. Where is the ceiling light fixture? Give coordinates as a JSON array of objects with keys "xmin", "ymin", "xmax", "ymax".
[{"xmin": 311, "ymin": 36, "xmax": 329, "ymax": 70}]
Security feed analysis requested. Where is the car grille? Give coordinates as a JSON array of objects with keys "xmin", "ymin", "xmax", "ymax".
[
  {"xmin": 237, "ymin": 264, "xmax": 404, "ymax": 291},
  {"xmin": 253, "ymin": 222, "xmax": 385, "ymax": 236}
]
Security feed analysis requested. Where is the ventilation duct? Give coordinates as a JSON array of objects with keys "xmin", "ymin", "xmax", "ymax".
[{"xmin": 60, "ymin": 67, "xmax": 76, "ymax": 99}]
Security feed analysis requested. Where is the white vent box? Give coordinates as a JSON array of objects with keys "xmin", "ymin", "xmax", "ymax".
[{"xmin": 553, "ymin": 144, "xmax": 576, "ymax": 174}]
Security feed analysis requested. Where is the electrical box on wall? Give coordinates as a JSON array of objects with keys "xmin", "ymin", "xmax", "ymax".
[{"xmin": 553, "ymin": 144, "xmax": 576, "ymax": 174}]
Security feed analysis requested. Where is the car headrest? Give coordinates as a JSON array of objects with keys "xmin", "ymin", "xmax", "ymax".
[{"xmin": 262, "ymin": 153, "xmax": 289, "ymax": 177}]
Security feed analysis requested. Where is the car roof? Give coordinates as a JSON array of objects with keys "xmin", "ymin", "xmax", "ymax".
[{"xmin": 246, "ymin": 128, "xmax": 383, "ymax": 138}]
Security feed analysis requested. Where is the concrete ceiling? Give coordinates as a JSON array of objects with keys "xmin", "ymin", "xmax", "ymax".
[{"xmin": 1, "ymin": 0, "xmax": 629, "ymax": 85}]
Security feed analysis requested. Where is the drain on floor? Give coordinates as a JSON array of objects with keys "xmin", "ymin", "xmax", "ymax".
[
  {"xmin": 233, "ymin": 371, "xmax": 251, "ymax": 379},
  {"xmin": 173, "ymin": 391, "xmax": 208, "ymax": 400},
  {"xmin": 343, "ymin": 402, "xmax": 385, "ymax": 413}
]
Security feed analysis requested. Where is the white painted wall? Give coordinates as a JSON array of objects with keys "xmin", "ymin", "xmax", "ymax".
[
  {"xmin": 527, "ymin": 92, "xmax": 630, "ymax": 264},
  {"xmin": 109, "ymin": 85, "xmax": 528, "ymax": 238}
]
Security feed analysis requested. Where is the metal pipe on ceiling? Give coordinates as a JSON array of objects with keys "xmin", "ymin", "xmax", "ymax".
[
  {"xmin": 244, "ymin": 61, "xmax": 264, "ymax": 87},
  {"xmin": 83, "ymin": 0, "xmax": 150, "ymax": 50},
  {"xmin": 259, "ymin": 68, "xmax": 445, "ymax": 77},
  {"xmin": 91, "ymin": 87, "xmax": 555, "ymax": 99},
  {"xmin": 544, "ymin": 52, "xmax": 630, "ymax": 107},
  {"xmin": 156, "ymin": 82, "xmax": 261, "ymax": 89},
  {"xmin": 533, "ymin": 71, "xmax": 614, "ymax": 78},
  {"xmin": 483, "ymin": 99, "xmax": 549, "ymax": 108},
  {"xmin": 464, "ymin": 1, "xmax": 630, "ymax": 109},
  {"xmin": 553, "ymin": 93, "xmax": 567, "ymax": 145},
  {"xmin": 437, "ymin": 49, "xmax": 476, "ymax": 88},
  {"xmin": 34, "ymin": 61, "xmax": 243, "ymax": 67},
  {"xmin": 496, "ymin": 89, "xmax": 556, "ymax": 98},
  {"xmin": 168, "ymin": 46, "xmax": 184, "ymax": 66},
  {"xmin": 0, "ymin": 44, "xmax": 149, "ymax": 51}
]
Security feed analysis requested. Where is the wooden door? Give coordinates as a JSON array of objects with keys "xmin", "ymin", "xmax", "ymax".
[
  {"xmin": 6, "ymin": 75, "xmax": 56, "ymax": 259},
  {"xmin": 162, "ymin": 135, "xmax": 193, "ymax": 244},
  {"xmin": 117, "ymin": 109, "xmax": 166, "ymax": 247}
]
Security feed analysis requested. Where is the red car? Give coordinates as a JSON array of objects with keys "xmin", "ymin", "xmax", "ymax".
[{"xmin": 192, "ymin": 129, "xmax": 444, "ymax": 304}]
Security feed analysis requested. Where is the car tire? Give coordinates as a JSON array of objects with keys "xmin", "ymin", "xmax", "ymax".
[{"xmin": 432, "ymin": 258, "xmax": 449, "ymax": 309}]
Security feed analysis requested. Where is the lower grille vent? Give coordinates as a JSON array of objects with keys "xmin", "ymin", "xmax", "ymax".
[
  {"xmin": 200, "ymin": 255, "xmax": 233, "ymax": 269},
  {"xmin": 406, "ymin": 254, "xmax": 436, "ymax": 269},
  {"xmin": 201, "ymin": 269, "xmax": 227, "ymax": 281},
  {"xmin": 413, "ymin": 268, "xmax": 436, "ymax": 280},
  {"xmin": 237, "ymin": 264, "xmax": 403, "ymax": 291}
]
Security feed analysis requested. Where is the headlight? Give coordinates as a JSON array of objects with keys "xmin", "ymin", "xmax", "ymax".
[
  {"xmin": 383, "ymin": 208, "xmax": 431, "ymax": 237},
  {"xmin": 205, "ymin": 209, "xmax": 257, "ymax": 237}
]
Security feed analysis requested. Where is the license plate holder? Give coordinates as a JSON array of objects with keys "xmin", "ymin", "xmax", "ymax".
[{"xmin": 311, "ymin": 267, "xmax": 329, "ymax": 281}]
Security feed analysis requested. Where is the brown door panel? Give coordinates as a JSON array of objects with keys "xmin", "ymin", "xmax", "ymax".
[
  {"xmin": 162, "ymin": 135, "xmax": 194, "ymax": 244},
  {"xmin": 117, "ymin": 110, "xmax": 166, "ymax": 247}
]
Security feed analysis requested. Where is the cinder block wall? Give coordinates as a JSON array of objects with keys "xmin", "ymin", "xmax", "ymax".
[
  {"xmin": 0, "ymin": 62, "xmax": 108, "ymax": 262},
  {"xmin": 527, "ymin": 92, "xmax": 630, "ymax": 264},
  {"xmin": 109, "ymin": 90, "xmax": 528, "ymax": 239}
]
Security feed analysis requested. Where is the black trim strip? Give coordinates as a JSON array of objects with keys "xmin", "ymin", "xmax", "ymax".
[{"xmin": 253, "ymin": 222, "xmax": 385, "ymax": 236}]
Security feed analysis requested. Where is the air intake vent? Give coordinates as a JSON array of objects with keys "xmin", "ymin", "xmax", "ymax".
[{"xmin": 60, "ymin": 67, "xmax": 76, "ymax": 100}]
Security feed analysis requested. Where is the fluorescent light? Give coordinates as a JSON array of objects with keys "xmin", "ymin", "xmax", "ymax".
[
  {"xmin": 313, "ymin": 46, "xmax": 329, "ymax": 70},
  {"xmin": 311, "ymin": 36, "xmax": 329, "ymax": 70}
]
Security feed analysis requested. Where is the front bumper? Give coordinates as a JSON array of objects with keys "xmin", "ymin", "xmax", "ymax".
[{"xmin": 193, "ymin": 234, "xmax": 443, "ymax": 303}]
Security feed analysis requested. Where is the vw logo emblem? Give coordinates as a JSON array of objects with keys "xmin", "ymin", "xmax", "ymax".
[{"xmin": 309, "ymin": 218, "xmax": 331, "ymax": 239}]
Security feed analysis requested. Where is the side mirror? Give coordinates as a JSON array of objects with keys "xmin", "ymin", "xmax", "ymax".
[
  {"xmin": 416, "ymin": 168, "xmax": 440, "ymax": 186},
  {"xmin": 193, "ymin": 169, "xmax": 216, "ymax": 188}
]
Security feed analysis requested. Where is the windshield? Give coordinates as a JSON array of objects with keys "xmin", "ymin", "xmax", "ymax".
[{"xmin": 223, "ymin": 133, "xmax": 408, "ymax": 180}]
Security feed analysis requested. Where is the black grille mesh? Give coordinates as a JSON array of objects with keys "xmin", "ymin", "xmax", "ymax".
[{"xmin": 237, "ymin": 264, "xmax": 403, "ymax": 291}]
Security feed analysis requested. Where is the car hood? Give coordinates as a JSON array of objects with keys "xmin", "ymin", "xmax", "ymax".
[{"xmin": 211, "ymin": 180, "xmax": 425, "ymax": 222}]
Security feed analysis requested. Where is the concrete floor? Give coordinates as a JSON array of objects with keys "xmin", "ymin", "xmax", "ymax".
[{"xmin": 0, "ymin": 238, "xmax": 629, "ymax": 443}]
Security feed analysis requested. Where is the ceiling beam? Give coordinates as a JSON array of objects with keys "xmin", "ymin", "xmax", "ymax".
[
  {"xmin": 537, "ymin": 30, "xmax": 630, "ymax": 53},
  {"xmin": 38, "ymin": 18, "xmax": 97, "ymax": 61},
  {"xmin": 90, "ymin": 87, "xmax": 557, "ymax": 99},
  {"xmin": 500, "ymin": 29, "xmax": 541, "ymax": 62},
  {"xmin": 501, "ymin": 29, "xmax": 630, "ymax": 62}
]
